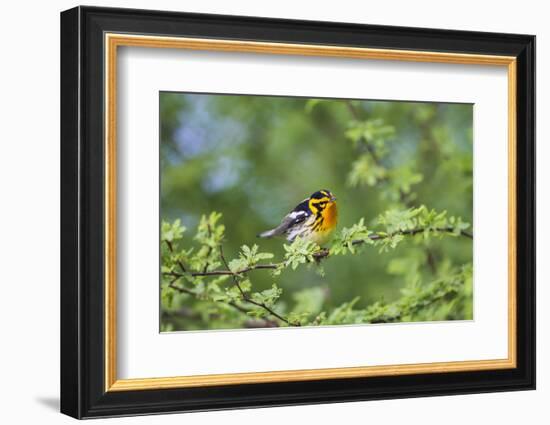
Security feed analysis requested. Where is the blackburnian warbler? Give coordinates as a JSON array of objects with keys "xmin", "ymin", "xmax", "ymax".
[{"xmin": 258, "ymin": 190, "xmax": 338, "ymax": 245}]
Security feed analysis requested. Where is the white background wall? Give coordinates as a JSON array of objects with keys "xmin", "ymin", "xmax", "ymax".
[{"xmin": 0, "ymin": 0, "xmax": 545, "ymax": 423}]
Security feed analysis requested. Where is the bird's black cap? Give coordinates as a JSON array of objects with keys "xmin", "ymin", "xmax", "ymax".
[{"xmin": 311, "ymin": 189, "xmax": 334, "ymax": 199}]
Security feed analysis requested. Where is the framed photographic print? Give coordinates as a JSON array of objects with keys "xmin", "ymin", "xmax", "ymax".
[{"xmin": 60, "ymin": 6, "xmax": 535, "ymax": 419}]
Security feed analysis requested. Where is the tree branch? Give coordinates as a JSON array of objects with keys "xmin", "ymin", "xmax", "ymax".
[
  {"xmin": 167, "ymin": 277, "xmax": 280, "ymax": 327},
  {"xmin": 345, "ymin": 100, "xmax": 360, "ymax": 120},
  {"xmin": 343, "ymin": 101, "xmax": 470, "ymax": 274},
  {"xmin": 218, "ymin": 245, "xmax": 300, "ymax": 327},
  {"xmin": 202, "ymin": 223, "xmax": 214, "ymax": 273},
  {"xmin": 166, "ymin": 245, "xmax": 295, "ymax": 327},
  {"xmin": 345, "ymin": 101, "xmax": 415, "ymax": 203},
  {"xmin": 164, "ymin": 239, "xmax": 187, "ymax": 273},
  {"xmin": 162, "ymin": 218, "xmax": 472, "ymax": 329},
  {"xmin": 163, "ymin": 225, "xmax": 472, "ymax": 279},
  {"xmin": 363, "ymin": 226, "xmax": 473, "ymax": 241}
]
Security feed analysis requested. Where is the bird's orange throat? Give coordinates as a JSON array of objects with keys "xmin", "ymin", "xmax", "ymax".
[{"xmin": 322, "ymin": 202, "xmax": 338, "ymax": 230}]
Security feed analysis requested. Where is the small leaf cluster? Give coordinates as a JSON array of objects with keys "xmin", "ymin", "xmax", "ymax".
[
  {"xmin": 160, "ymin": 204, "xmax": 472, "ymax": 330},
  {"xmin": 161, "ymin": 214, "xmax": 293, "ymax": 327},
  {"xmin": 190, "ymin": 212, "xmax": 225, "ymax": 272},
  {"xmin": 377, "ymin": 205, "xmax": 470, "ymax": 236},
  {"xmin": 345, "ymin": 119, "xmax": 395, "ymax": 151},
  {"xmin": 330, "ymin": 218, "xmax": 372, "ymax": 255},
  {"xmin": 228, "ymin": 244, "xmax": 274, "ymax": 273},
  {"xmin": 347, "ymin": 154, "xmax": 387, "ymax": 187},
  {"xmin": 345, "ymin": 118, "xmax": 423, "ymax": 203},
  {"xmin": 328, "ymin": 206, "xmax": 471, "ymax": 255},
  {"xmin": 314, "ymin": 264, "xmax": 473, "ymax": 325},
  {"xmin": 160, "ymin": 219, "xmax": 190, "ymax": 276},
  {"xmin": 287, "ymin": 287, "xmax": 328, "ymax": 325},
  {"xmin": 277, "ymin": 238, "xmax": 322, "ymax": 272},
  {"xmin": 160, "ymin": 97, "xmax": 473, "ymax": 332},
  {"xmin": 364, "ymin": 263, "xmax": 473, "ymax": 323}
]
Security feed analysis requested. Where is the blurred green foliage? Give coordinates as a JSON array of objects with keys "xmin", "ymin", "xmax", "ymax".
[{"xmin": 160, "ymin": 92, "xmax": 473, "ymax": 331}]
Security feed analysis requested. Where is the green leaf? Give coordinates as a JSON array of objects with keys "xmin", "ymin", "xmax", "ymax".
[
  {"xmin": 304, "ymin": 98, "xmax": 325, "ymax": 113},
  {"xmin": 345, "ymin": 119, "xmax": 395, "ymax": 149},
  {"xmin": 282, "ymin": 238, "xmax": 321, "ymax": 270},
  {"xmin": 347, "ymin": 154, "xmax": 387, "ymax": 187},
  {"xmin": 228, "ymin": 257, "xmax": 247, "ymax": 273},
  {"xmin": 330, "ymin": 218, "xmax": 372, "ymax": 255},
  {"xmin": 251, "ymin": 284, "xmax": 283, "ymax": 307},
  {"xmin": 161, "ymin": 219, "xmax": 186, "ymax": 243},
  {"xmin": 194, "ymin": 212, "xmax": 225, "ymax": 247},
  {"xmin": 291, "ymin": 287, "xmax": 327, "ymax": 318},
  {"xmin": 229, "ymin": 244, "xmax": 275, "ymax": 273}
]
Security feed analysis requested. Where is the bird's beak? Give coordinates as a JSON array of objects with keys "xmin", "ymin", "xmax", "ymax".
[{"xmin": 330, "ymin": 196, "xmax": 337, "ymax": 202}]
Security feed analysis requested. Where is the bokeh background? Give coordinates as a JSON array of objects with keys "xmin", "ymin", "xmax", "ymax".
[{"xmin": 160, "ymin": 92, "xmax": 473, "ymax": 330}]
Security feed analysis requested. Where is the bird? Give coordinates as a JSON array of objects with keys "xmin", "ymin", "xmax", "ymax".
[{"xmin": 257, "ymin": 190, "xmax": 338, "ymax": 245}]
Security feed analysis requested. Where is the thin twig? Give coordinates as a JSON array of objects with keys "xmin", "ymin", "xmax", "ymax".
[
  {"xmin": 345, "ymin": 100, "xmax": 360, "ymax": 120},
  {"xmin": 310, "ymin": 227, "xmax": 472, "ymax": 260},
  {"xmin": 192, "ymin": 263, "xmax": 280, "ymax": 277},
  {"xmin": 168, "ymin": 279, "xmax": 279, "ymax": 327},
  {"xmin": 346, "ymin": 101, "xmax": 414, "ymax": 203},
  {"xmin": 163, "ymin": 226, "xmax": 473, "ymax": 279},
  {"xmin": 362, "ymin": 227, "xmax": 473, "ymax": 241},
  {"xmin": 426, "ymin": 249, "xmax": 437, "ymax": 275},
  {"xmin": 163, "ymin": 266, "xmax": 280, "ymax": 279},
  {"xmin": 218, "ymin": 245, "xmax": 300, "ymax": 327},
  {"xmin": 162, "ymin": 225, "xmax": 471, "ymax": 328},
  {"xmin": 343, "ymin": 101, "xmax": 471, "ymax": 273},
  {"xmin": 202, "ymin": 224, "xmax": 214, "ymax": 273},
  {"xmin": 164, "ymin": 239, "xmax": 187, "ymax": 273},
  {"xmin": 168, "ymin": 277, "xmax": 253, "ymax": 316}
]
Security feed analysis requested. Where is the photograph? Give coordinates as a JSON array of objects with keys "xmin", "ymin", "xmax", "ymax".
[
  {"xmin": 58, "ymin": 5, "xmax": 536, "ymax": 418},
  {"xmin": 159, "ymin": 92, "xmax": 474, "ymax": 331}
]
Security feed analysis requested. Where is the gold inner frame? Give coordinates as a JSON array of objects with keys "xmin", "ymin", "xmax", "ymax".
[{"xmin": 104, "ymin": 33, "xmax": 517, "ymax": 392}]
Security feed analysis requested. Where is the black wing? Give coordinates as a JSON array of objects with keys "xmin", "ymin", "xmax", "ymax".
[{"xmin": 257, "ymin": 199, "xmax": 310, "ymax": 238}]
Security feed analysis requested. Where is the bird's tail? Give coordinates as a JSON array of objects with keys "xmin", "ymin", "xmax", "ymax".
[{"xmin": 257, "ymin": 228, "xmax": 277, "ymax": 238}]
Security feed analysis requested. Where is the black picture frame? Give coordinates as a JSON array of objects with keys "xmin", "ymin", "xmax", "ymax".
[{"xmin": 61, "ymin": 5, "xmax": 535, "ymax": 419}]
